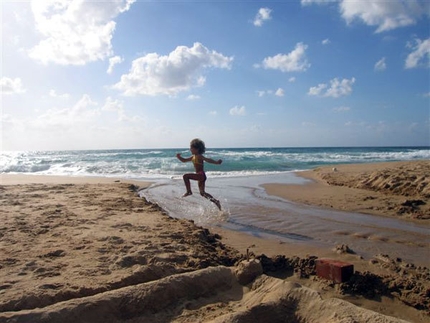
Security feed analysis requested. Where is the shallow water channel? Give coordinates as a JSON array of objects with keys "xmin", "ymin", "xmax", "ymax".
[{"xmin": 141, "ymin": 173, "xmax": 430, "ymax": 267}]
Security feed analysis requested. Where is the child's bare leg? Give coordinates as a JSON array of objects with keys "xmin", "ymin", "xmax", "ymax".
[
  {"xmin": 199, "ymin": 181, "xmax": 221, "ymax": 210},
  {"xmin": 203, "ymin": 192, "xmax": 221, "ymax": 210},
  {"xmin": 182, "ymin": 174, "xmax": 193, "ymax": 197}
]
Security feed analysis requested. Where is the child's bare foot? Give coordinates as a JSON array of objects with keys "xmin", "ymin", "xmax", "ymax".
[
  {"xmin": 182, "ymin": 191, "xmax": 192, "ymax": 197},
  {"xmin": 214, "ymin": 199, "xmax": 221, "ymax": 210}
]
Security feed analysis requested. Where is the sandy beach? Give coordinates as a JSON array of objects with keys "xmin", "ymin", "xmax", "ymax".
[
  {"xmin": 1, "ymin": 161, "xmax": 429, "ymax": 323},
  {"xmin": 263, "ymin": 160, "xmax": 430, "ymax": 221}
]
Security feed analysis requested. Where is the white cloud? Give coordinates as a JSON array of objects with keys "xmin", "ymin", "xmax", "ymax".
[
  {"xmin": 288, "ymin": 77, "xmax": 296, "ymax": 82},
  {"xmin": 230, "ymin": 105, "xmax": 246, "ymax": 116},
  {"xmin": 322, "ymin": 38, "xmax": 331, "ymax": 45},
  {"xmin": 102, "ymin": 96, "xmax": 122, "ymax": 112},
  {"xmin": 405, "ymin": 37, "xmax": 430, "ymax": 69},
  {"xmin": 253, "ymin": 7, "xmax": 272, "ymax": 27},
  {"xmin": 49, "ymin": 89, "xmax": 70, "ymax": 99},
  {"xmin": 257, "ymin": 88, "xmax": 284, "ymax": 97},
  {"xmin": 308, "ymin": 83, "xmax": 327, "ymax": 96},
  {"xmin": 340, "ymin": 0, "xmax": 425, "ymax": 33},
  {"xmin": 28, "ymin": 0, "xmax": 135, "ymax": 65},
  {"xmin": 275, "ymin": 88, "xmax": 285, "ymax": 97},
  {"xmin": 107, "ymin": 56, "xmax": 124, "ymax": 74},
  {"xmin": 303, "ymin": 0, "xmax": 427, "ymax": 33},
  {"xmin": 2, "ymin": 98, "xmax": 148, "ymax": 150},
  {"xmin": 1, "ymin": 77, "xmax": 26, "ymax": 95},
  {"xmin": 113, "ymin": 42, "xmax": 233, "ymax": 96},
  {"xmin": 325, "ymin": 77, "xmax": 356, "ymax": 97},
  {"xmin": 28, "ymin": 95, "xmax": 140, "ymax": 130},
  {"xmin": 31, "ymin": 94, "xmax": 99, "ymax": 128},
  {"xmin": 261, "ymin": 43, "xmax": 310, "ymax": 72},
  {"xmin": 102, "ymin": 96, "xmax": 140, "ymax": 122},
  {"xmin": 308, "ymin": 77, "xmax": 356, "ymax": 98},
  {"xmin": 186, "ymin": 94, "xmax": 201, "ymax": 100},
  {"xmin": 257, "ymin": 90, "xmax": 266, "ymax": 97},
  {"xmin": 374, "ymin": 57, "xmax": 387, "ymax": 71}
]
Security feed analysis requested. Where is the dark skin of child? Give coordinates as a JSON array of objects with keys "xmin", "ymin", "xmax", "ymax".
[{"xmin": 176, "ymin": 146, "xmax": 222, "ymax": 210}]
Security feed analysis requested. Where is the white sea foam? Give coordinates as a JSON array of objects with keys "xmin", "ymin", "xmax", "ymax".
[{"xmin": 1, "ymin": 147, "xmax": 428, "ymax": 179}]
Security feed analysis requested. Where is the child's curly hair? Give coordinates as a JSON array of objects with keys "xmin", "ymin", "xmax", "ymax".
[{"xmin": 190, "ymin": 138, "xmax": 206, "ymax": 154}]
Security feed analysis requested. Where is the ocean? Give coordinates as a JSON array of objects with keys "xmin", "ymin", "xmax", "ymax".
[
  {"xmin": 1, "ymin": 146, "xmax": 428, "ymax": 179},
  {"xmin": 2, "ymin": 146, "xmax": 429, "ymax": 265}
]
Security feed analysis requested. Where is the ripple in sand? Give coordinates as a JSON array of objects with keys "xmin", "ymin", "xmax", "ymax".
[
  {"xmin": 334, "ymin": 230, "xmax": 351, "ymax": 236},
  {"xmin": 352, "ymin": 232, "xmax": 371, "ymax": 239},
  {"xmin": 368, "ymin": 235, "xmax": 389, "ymax": 242}
]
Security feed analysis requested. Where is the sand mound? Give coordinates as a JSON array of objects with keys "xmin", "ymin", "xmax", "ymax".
[
  {"xmin": 0, "ymin": 266, "xmax": 409, "ymax": 323},
  {"xmin": 0, "ymin": 183, "xmax": 239, "ymax": 314},
  {"xmin": 211, "ymin": 274, "xmax": 410, "ymax": 323},
  {"xmin": 315, "ymin": 161, "xmax": 430, "ymax": 219}
]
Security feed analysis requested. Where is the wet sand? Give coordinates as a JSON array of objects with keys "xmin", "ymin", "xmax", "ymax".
[{"xmin": 0, "ymin": 164, "xmax": 429, "ymax": 323}]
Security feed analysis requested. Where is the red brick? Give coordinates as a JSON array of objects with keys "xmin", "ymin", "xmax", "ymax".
[{"xmin": 316, "ymin": 259, "xmax": 354, "ymax": 283}]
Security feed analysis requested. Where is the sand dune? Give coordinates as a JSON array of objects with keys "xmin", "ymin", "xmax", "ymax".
[
  {"xmin": 0, "ymin": 265, "xmax": 410, "ymax": 323},
  {"xmin": 264, "ymin": 160, "xmax": 430, "ymax": 220}
]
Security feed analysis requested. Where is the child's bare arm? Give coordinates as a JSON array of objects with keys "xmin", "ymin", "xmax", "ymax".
[
  {"xmin": 203, "ymin": 156, "xmax": 222, "ymax": 165},
  {"xmin": 176, "ymin": 153, "xmax": 193, "ymax": 163}
]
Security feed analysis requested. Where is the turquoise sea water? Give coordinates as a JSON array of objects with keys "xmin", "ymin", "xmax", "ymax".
[
  {"xmin": 2, "ymin": 146, "xmax": 429, "ymax": 266},
  {"xmin": 1, "ymin": 146, "xmax": 428, "ymax": 179}
]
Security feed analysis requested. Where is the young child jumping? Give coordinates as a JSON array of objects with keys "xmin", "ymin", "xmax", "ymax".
[{"xmin": 176, "ymin": 138, "xmax": 222, "ymax": 210}]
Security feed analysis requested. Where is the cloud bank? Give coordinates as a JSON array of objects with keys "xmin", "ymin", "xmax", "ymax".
[
  {"xmin": 113, "ymin": 42, "xmax": 233, "ymax": 96},
  {"xmin": 29, "ymin": 0, "xmax": 135, "ymax": 65},
  {"xmin": 302, "ymin": 0, "xmax": 428, "ymax": 33}
]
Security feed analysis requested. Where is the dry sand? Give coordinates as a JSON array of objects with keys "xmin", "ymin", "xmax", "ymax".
[
  {"xmin": 263, "ymin": 160, "xmax": 430, "ymax": 220},
  {"xmin": 0, "ymin": 162, "xmax": 429, "ymax": 323}
]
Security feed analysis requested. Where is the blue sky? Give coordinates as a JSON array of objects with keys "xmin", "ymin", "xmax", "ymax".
[{"xmin": 1, "ymin": 0, "xmax": 429, "ymax": 151}]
